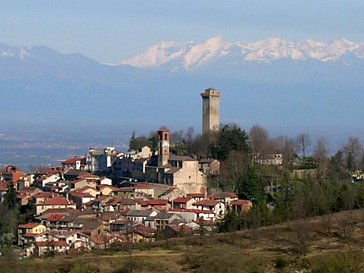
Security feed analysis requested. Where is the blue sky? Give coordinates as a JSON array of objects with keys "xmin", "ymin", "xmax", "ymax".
[{"xmin": 1, "ymin": 0, "xmax": 364, "ymax": 63}]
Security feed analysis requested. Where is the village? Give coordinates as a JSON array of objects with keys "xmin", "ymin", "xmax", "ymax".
[{"xmin": 0, "ymin": 88, "xmax": 261, "ymax": 258}]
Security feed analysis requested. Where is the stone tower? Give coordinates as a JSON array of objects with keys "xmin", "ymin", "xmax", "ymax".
[
  {"xmin": 158, "ymin": 127, "xmax": 170, "ymax": 167},
  {"xmin": 201, "ymin": 88, "xmax": 220, "ymax": 135}
]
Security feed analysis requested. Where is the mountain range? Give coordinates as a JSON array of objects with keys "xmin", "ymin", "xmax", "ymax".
[{"xmin": 1, "ymin": 37, "xmax": 364, "ymax": 146}]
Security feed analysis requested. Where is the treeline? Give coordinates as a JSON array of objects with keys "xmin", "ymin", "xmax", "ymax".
[{"xmin": 131, "ymin": 124, "xmax": 364, "ymax": 233}]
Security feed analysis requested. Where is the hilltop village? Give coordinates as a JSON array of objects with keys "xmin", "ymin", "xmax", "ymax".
[{"xmin": 1, "ymin": 88, "xmax": 363, "ymax": 259}]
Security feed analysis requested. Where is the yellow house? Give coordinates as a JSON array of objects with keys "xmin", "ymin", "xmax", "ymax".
[{"xmin": 18, "ymin": 223, "xmax": 47, "ymax": 247}]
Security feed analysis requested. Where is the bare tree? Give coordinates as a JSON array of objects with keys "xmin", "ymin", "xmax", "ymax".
[
  {"xmin": 296, "ymin": 133, "xmax": 311, "ymax": 158},
  {"xmin": 273, "ymin": 135, "xmax": 297, "ymax": 169},
  {"xmin": 249, "ymin": 124, "xmax": 276, "ymax": 157},
  {"xmin": 313, "ymin": 137, "xmax": 329, "ymax": 182},
  {"xmin": 342, "ymin": 136, "xmax": 363, "ymax": 172},
  {"xmin": 220, "ymin": 150, "xmax": 249, "ymax": 192}
]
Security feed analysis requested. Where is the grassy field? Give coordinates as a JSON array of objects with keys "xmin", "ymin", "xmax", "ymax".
[{"xmin": 2, "ymin": 209, "xmax": 364, "ymax": 273}]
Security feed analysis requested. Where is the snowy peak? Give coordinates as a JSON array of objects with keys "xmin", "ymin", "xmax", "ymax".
[{"xmin": 120, "ymin": 37, "xmax": 364, "ymax": 70}]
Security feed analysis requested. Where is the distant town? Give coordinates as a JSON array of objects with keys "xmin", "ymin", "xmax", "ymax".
[{"xmin": 1, "ymin": 88, "xmax": 363, "ymax": 259}]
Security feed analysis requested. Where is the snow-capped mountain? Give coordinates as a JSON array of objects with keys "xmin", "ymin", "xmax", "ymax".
[{"xmin": 120, "ymin": 36, "xmax": 364, "ymax": 70}]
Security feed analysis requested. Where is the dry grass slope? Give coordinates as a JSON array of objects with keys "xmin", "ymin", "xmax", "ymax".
[{"xmin": 1, "ymin": 209, "xmax": 364, "ymax": 273}]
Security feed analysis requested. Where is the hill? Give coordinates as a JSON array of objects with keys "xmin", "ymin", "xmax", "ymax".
[{"xmin": 2, "ymin": 209, "xmax": 364, "ymax": 273}]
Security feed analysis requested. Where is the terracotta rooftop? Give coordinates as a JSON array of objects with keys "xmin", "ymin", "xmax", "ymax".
[
  {"xmin": 172, "ymin": 197, "xmax": 192, "ymax": 204},
  {"xmin": 18, "ymin": 223, "xmax": 42, "ymax": 229},
  {"xmin": 35, "ymin": 241, "xmax": 69, "ymax": 247},
  {"xmin": 0, "ymin": 182, "xmax": 8, "ymax": 191},
  {"xmin": 193, "ymin": 200, "xmax": 219, "ymax": 207},
  {"xmin": 37, "ymin": 196, "xmax": 75, "ymax": 206}
]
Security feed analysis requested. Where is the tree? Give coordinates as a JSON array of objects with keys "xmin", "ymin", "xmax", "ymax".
[
  {"xmin": 220, "ymin": 150, "xmax": 249, "ymax": 192},
  {"xmin": 273, "ymin": 135, "xmax": 297, "ymax": 170},
  {"xmin": 210, "ymin": 124, "xmax": 249, "ymax": 161},
  {"xmin": 128, "ymin": 132, "xmax": 151, "ymax": 151},
  {"xmin": 296, "ymin": 133, "xmax": 311, "ymax": 158},
  {"xmin": 342, "ymin": 136, "xmax": 363, "ymax": 172},
  {"xmin": 249, "ymin": 124, "xmax": 276, "ymax": 157},
  {"xmin": 313, "ymin": 137, "xmax": 329, "ymax": 182},
  {"xmin": 4, "ymin": 183, "xmax": 17, "ymax": 210},
  {"xmin": 237, "ymin": 165, "xmax": 265, "ymax": 203}
]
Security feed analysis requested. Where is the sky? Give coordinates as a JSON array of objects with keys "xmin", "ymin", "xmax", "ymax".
[{"xmin": 1, "ymin": 0, "xmax": 364, "ymax": 63}]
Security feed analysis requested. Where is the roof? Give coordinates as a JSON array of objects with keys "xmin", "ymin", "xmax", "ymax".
[
  {"xmin": 172, "ymin": 197, "xmax": 192, "ymax": 204},
  {"xmin": 186, "ymin": 193, "xmax": 206, "ymax": 198},
  {"xmin": 135, "ymin": 183, "xmax": 153, "ymax": 189},
  {"xmin": 230, "ymin": 199, "xmax": 253, "ymax": 208},
  {"xmin": 193, "ymin": 200, "xmax": 220, "ymax": 207},
  {"xmin": 134, "ymin": 225, "xmax": 156, "ymax": 238},
  {"xmin": 38, "ymin": 196, "xmax": 75, "ymax": 206},
  {"xmin": 209, "ymin": 192, "xmax": 238, "ymax": 199},
  {"xmin": 35, "ymin": 241, "xmax": 69, "ymax": 247},
  {"xmin": 145, "ymin": 199, "xmax": 168, "ymax": 206},
  {"xmin": 18, "ymin": 223, "xmax": 42, "ymax": 229},
  {"xmin": 127, "ymin": 210, "xmax": 153, "ymax": 217},
  {"xmin": 170, "ymin": 208, "xmax": 214, "ymax": 214},
  {"xmin": 62, "ymin": 157, "xmax": 86, "ymax": 165},
  {"xmin": 0, "ymin": 182, "xmax": 8, "ymax": 191},
  {"xmin": 46, "ymin": 213, "xmax": 68, "ymax": 222}
]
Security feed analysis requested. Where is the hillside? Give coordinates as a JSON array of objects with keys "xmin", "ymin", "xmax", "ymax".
[{"xmin": 2, "ymin": 209, "xmax": 364, "ymax": 273}]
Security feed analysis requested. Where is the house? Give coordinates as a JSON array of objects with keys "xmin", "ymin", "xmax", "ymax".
[
  {"xmin": 126, "ymin": 210, "xmax": 157, "ymax": 225},
  {"xmin": 36, "ymin": 196, "xmax": 77, "ymax": 215},
  {"xmin": 69, "ymin": 192, "xmax": 95, "ymax": 210},
  {"xmin": 0, "ymin": 165, "xmax": 25, "ymax": 185},
  {"xmin": 199, "ymin": 159, "xmax": 220, "ymax": 176},
  {"xmin": 134, "ymin": 183, "xmax": 155, "ymax": 197},
  {"xmin": 34, "ymin": 230, "xmax": 91, "ymax": 257},
  {"xmin": 110, "ymin": 219, "xmax": 133, "ymax": 232},
  {"xmin": 17, "ymin": 223, "xmax": 47, "ymax": 246},
  {"xmin": 162, "ymin": 224, "xmax": 194, "ymax": 238},
  {"xmin": 186, "ymin": 193, "xmax": 206, "ymax": 202},
  {"xmin": 192, "ymin": 200, "xmax": 226, "ymax": 221},
  {"xmin": 171, "ymin": 197, "xmax": 194, "ymax": 209},
  {"xmin": 229, "ymin": 200, "xmax": 253, "ymax": 213},
  {"xmin": 169, "ymin": 208, "xmax": 215, "ymax": 222},
  {"xmin": 254, "ymin": 153, "xmax": 283, "ymax": 166},
  {"xmin": 145, "ymin": 212, "xmax": 183, "ymax": 230},
  {"xmin": 86, "ymin": 147, "xmax": 117, "ymax": 175},
  {"xmin": 132, "ymin": 225, "xmax": 156, "ymax": 242},
  {"xmin": 97, "ymin": 185, "xmax": 118, "ymax": 196},
  {"xmin": 38, "ymin": 173, "xmax": 62, "ymax": 188},
  {"xmin": 62, "ymin": 157, "xmax": 86, "ymax": 170},
  {"xmin": 208, "ymin": 192, "xmax": 238, "ymax": 205},
  {"xmin": 141, "ymin": 199, "xmax": 170, "ymax": 211},
  {"xmin": 0, "ymin": 181, "xmax": 8, "ymax": 202},
  {"xmin": 158, "ymin": 187, "xmax": 184, "ymax": 201}
]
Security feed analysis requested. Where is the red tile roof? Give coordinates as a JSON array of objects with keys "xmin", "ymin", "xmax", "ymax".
[
  {"xmin": 62, "ymin": 157, "xmax": 86, "ymax": 165},
  {"xmin": 170, "ymin": 208, "xmax": 214, "ymax": 214},
  {"xmin": 46, "ymin": 213, "xmax": 68, "ymax": 222},
  {"xmin": 230, "ymin": 199, "xmax": 253, "ymax": 210},
  {"xmin": 193, "ymin": 200, "xmax": 219, "ymax": 207},
  {"xmin": 187, "ymin": 193, "xmax": 205, "ymax": 198},
  {"xmin": 145, "ymin": 199, "xmax": 169, "ymax": 206},
  {"xmin": 38, "ymin": 196, "xmax": 75, "ymax": 206},
  {"xmin": 172, "ymin": 197, "xmax": 192, "ymax": 204},
  {"xmin": 35, "ymin": 241, "xmax": 69, "ymax": 247},
  {"xmin": 18, "ymin": 223, "xmax": 42, "ymax": 229},
  {"xmin": 0, "ymin": 182, "xmax": 8, "ymax": 191}
]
